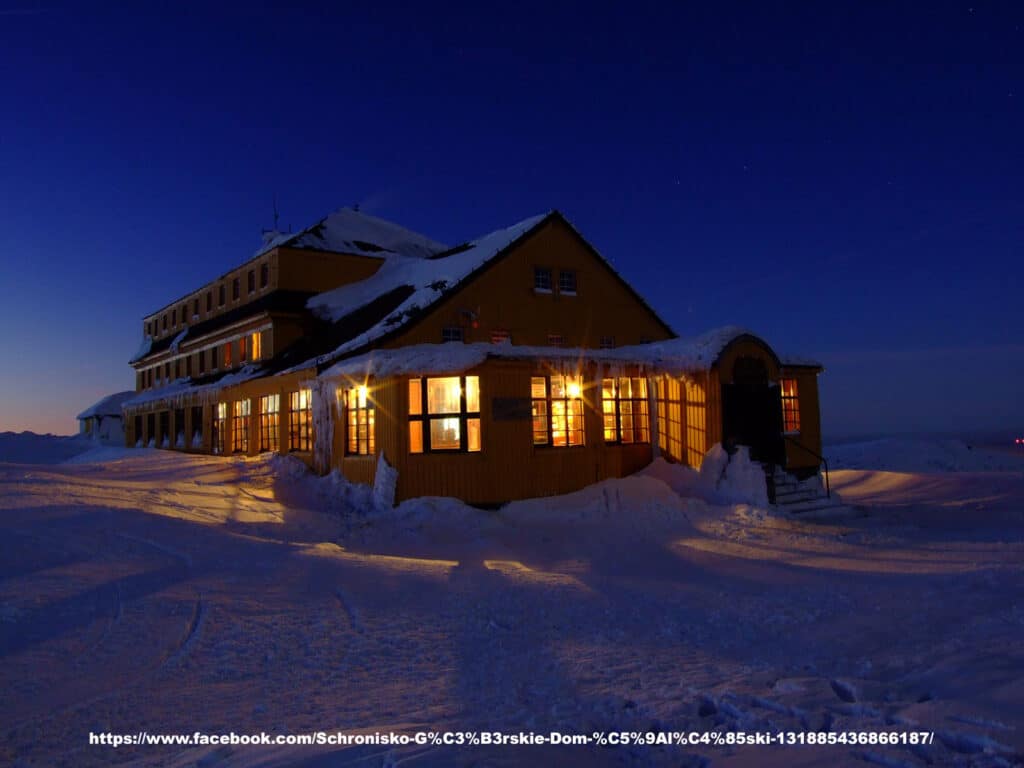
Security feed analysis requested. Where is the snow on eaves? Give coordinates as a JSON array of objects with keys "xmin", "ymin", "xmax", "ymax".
[
  {"xmin": 253, "ymin": 207, "xmax": 448, "ymax": 260},
  {"xmin": 780, "ymin": 354, "xmax": 823, "ymax": 369},
  {"xmin": 305, "ymin": 213, "xmax": 551, "ymax": 368},
  {"xmin": 76, "ymin": 391, "xmax": 136, "ymax": 420},
  {"xmin": 320, "ymin": 326, "xmax": 756, "ymax": 382},
  {"xmin": 122, "ymin": 366, "xmax": 264, "ymax": 411}
]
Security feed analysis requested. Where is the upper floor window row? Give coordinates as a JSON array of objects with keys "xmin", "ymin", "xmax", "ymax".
[
  {"xmin": 146, "ymin": 260, "xmax": 271, "ymax": 340},
  {"xmin": 533, "ymin": 267, "xmax": 577, "ymax": 295}
]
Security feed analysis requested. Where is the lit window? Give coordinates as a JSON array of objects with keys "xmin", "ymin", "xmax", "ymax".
[
  {"xmin": 408, "ymin": 376, "xmax": 481, "ymax": 453},
  {"xmin": 491, "ymin": 329, "xmax": 510, "ymax": 344},
  {"xmin": 213, "ymin": 402, "xmax": 227, "ymax": 454},
  {"xmin": 259, "ymin": 394, "xmax": 279, "ymax": 452},
  {"xmin": 602, "ymin": 377, "xmax": 650, "ymax": 444},
  {"xmin": 685, "ymin": 378, "xmax": 707, "ymax": 467},
  {"xmin": 531, "ymin": 375, "xmax": 584, "ymax": 447},
  {"xmin": 534, "ymin": 267, "xmax": 552, "ymax": 292},
  {"xmin": 251, "ymin": 332, "xmax": 262, "ymax": 361},
  {"xmin": 558, "ymin": 270, "xmax": 577, "ymax": 294},
  {"xmin": 599, "ymin": 335, "xmax": 615, "ymax": 349},
  {"xmin": 345, "ymin": 385, "xmax": 375, "ymax": 456},
  {"xmin": 655, "ymin": 377, "xmax": 683, "ymax": 462},
  {"xmin": 224, "ymin": 342, "xmax": 232, "ymax": 368},
  {"xmin": 441, "ymin": 327, "xmax": 463, "ymax": 343},
  {"xmin": 288, "ymin": 389, "xmax": 312, "ymax": 452},
  {"xmin": 781, "ymin": 378, "xmax": 800, "ymax": 434},
  {"xmin": 547, "ymin": 333, "xmax": 564, "ymax": 347},
  {"xmin": 232, "ymin": 399, "xmax": 250, "ymax": 453},
  {"xmin": 240, "ymin": 335, "xmax": 247, "ymax": 362}
]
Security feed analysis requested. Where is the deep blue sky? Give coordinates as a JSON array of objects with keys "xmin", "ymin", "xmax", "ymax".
[{"xmin": 1, "ymin": 2, "xmax": 1021, "ymax": 438}]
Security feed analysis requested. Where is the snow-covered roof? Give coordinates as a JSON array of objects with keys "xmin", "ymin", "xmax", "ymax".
[
  {"xmin": 77, "ymin": 391, "xmax": 135, "ymax": 420},
  {"xmin": 122, "ymin": 366, "xmax": 265, "ymax": 411},
  {"xmin": 254, "ymin": 207, "xmax": 448, "ymax": 260},
  {"xmin": 300, "ymin": 212, "xmax": 552, "ymax": 370},
  {"xmin": 780, "ymin": 354, "xmax": 824, "ymax": 369},
  {"xmin": 320, "ymin": 326, "xmax": 757, "ymax": 382}
]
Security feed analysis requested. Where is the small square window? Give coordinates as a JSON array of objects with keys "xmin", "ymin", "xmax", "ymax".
[
  {"xmin": 442, "ymin": 327, "xmax": 463, "ymax": 343},
  {"xmin": 558, "ymin": 270, "xmax": 577, "ymax": 294},
  {"xmin": 547, "ymin": 333, "xmax": 564, "ymax": 347},
  {"xmin": 599, "ymin": 335, "xmax": 615, "ymax": 349},
  {"xmin": 534, "ymin": 267, "xmax": 552, "ymax": 292}
]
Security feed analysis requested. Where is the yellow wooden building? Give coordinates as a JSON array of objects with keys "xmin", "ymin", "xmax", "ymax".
[{"xmin": 122, "ymin": 208, "xmax": 825, "ymax": 505}]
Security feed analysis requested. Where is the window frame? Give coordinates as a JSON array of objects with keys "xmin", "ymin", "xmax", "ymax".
[
  {"xmin": 602, "ymin": 376, "xmax": 651, "ymax": 445},
  {"xmin": 259, "ymin": 394, "xmax": 280, "ymax": 452},
  {"xmin": 407, "ymin": 376, "xmax": 481, "ymax": 454},
  {"xmin": 441, "ymin": 326, "xmax": 464, "ymax": 343},
  {"xmin": 344, "ymin": 386, "xmax": 376, "ymax": 456},
  {"xmin": 232, "ymin": 399, "xmax": 250, "ymax": 454},
  {"xmin": 288, "ymin": 389, "xmax": 313, "ymax": 452},
  {"xmin": 780, "ymin": 378, "xmax": 801, "ymax": 435},
  {"xmin": 558, "ymin": 269, "xmax": 577, "ymax": 295},
  {"xmin": 213, "ymin": 402, "xmax": 227, "ymax": 454},
  {"xmin": 531, "ymin": 375, "xmax": 585, "ymax": 448},
  {"xmin": 533, "ymin": 266, "xmax": 553, "ymax": 293}
]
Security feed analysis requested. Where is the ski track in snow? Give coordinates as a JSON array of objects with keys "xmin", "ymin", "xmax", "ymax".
[{"xmin": 0, "ymin": 439, "xmax": 1023, "ymax": 767}]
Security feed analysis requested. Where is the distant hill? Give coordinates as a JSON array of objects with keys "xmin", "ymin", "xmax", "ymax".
[{"xmin": 0, "ymin": 432, "xmax": 92, "ymax": 465}]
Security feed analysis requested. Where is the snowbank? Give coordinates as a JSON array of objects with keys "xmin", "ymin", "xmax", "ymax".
[{"xmin": 640, "ymin": 444, "xmax": 769, "ymax": 508}]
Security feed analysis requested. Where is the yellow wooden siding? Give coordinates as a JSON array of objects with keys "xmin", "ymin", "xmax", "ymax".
[{"xmin": 386, "ymin": 217, "xmax": 672, "ymax": 350}]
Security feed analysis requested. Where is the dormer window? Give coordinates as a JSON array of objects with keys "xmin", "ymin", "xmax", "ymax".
[
  {"xmin": 232, "ymin": 278, "xmax": 240, "ymax": 301},
  {"xmin": 441, "ymin": 327, "xmax": 463, "ymax": 343},
  {"xmin": 218, "ymin": 284, "xmax": 225, "ymax": 306},
  {"xmin": 247, "ymin": 270, "xmax": 255, "ymax": 294},
  {"xmin": 260, "ymin": 262, "xmax": 269, "ymax": 289}
]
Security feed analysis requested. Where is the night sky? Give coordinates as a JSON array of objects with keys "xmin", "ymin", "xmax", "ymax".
[{"xmin": 1, "ymin": 2, "xmax": 1021, "ymax": 438}]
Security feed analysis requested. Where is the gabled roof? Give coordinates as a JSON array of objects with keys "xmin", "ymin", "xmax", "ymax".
[
  {"xmin": 254, "ymin": 207, "xmax": 448, "ymax": 260},
  {"xmin": 301, "ymin": 210, "xmax": 674, "ymax": 371},
  {"xmin": 77, "ymin": 391, "xmax": 135, "ymax": 420}
]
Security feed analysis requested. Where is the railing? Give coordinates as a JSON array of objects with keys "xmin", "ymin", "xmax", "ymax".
[{"xmin": 783, "ymin": 435, "xmax": 830, "ymax": 498}]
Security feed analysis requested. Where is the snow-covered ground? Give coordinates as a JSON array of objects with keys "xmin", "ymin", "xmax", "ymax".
[{"xmin": 1, "ymin": 435, "xmax": 1022, "ymax": 767}]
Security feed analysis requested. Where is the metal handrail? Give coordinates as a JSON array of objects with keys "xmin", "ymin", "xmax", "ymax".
[{"xmin": 783, "ymin": 435, "xmax": 830, "ymax": 498}]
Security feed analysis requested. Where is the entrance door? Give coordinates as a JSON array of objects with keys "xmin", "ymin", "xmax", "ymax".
[{"xmin": 721, "ymin": 357, "xmax": 785, "ymax": 466}]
